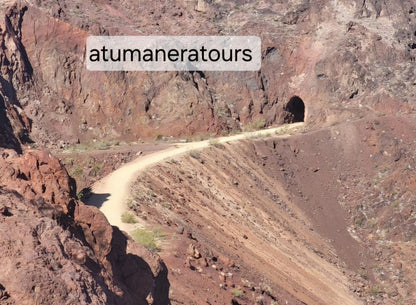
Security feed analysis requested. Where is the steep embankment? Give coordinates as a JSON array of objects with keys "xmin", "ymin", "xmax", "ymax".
[{"xmin": 122, "ymin": 115, "xmax": 416, "ymax": 305}]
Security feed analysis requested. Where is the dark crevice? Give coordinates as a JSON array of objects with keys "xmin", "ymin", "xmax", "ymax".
[
  {"xmin": 16, "ymin": 171, "xmax": 28, "ymax": 181},
  {"xmin": 264, "ymin": 46, "xmax": 276, "ymax": 56},
  {"xmin": 0, "ymin": 95, "xmax": 22, "ymax": 152},
  {"xmin": 350, "ymin": 89, "xmax": 359, "ymax": 99}
]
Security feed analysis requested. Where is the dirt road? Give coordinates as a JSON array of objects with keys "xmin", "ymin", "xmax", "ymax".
[{"xmin": 86, "ymin": 123, "xmax": 304, "ymax": 232}]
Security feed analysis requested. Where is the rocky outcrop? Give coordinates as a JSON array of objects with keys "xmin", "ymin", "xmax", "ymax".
[
  {"xmin": 0, "ymin": 148, "xmax": 170, "ymax": 305},
  {"xmin": 0, "ymin": 149, "xmax": 76, "ymax": 213}
]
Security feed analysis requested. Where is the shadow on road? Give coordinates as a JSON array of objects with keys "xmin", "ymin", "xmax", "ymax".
[{"xmin": 83, "ymin": 189, "xmax": 110, "ymax": 209}]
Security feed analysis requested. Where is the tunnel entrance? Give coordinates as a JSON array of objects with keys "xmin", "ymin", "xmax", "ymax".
[{"xmin": 284, "ymin": 96, "xmax": 305, "ymax": 123}]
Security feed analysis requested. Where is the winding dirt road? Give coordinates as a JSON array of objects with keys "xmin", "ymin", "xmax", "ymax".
[{"xmin": 86, "ymin": 123, "xmax": 304, "ymax": 232}]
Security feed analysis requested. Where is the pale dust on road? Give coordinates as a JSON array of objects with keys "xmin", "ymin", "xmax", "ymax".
[{"xmin": 86, "ymin": 123, "xmax": 305, "ymax": 233}]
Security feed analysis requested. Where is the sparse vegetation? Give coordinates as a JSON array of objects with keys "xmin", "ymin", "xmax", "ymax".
[
  {"xmin": 70, "ymin": 163, "xmax": 83, "ymax": 178},
  {"xmin": 168, "ymin": 158, "xmax": 179, "ymax": 164},
  {"xmin": 214, "ymin": 107, "xmax": 230, "ymax": 119},
  {"xmin": 275, "ymin": 125, "xmax": 289, "ymax": 135},
  {"xmin": 65, "ymin": 140, "xmax": 112, "ymax": 153},
  {"xmin": 354, "ymin": 216, "xmax": 365, "ymax": 227},
  {"xmin": 131, "ymin": 228, "xmax": 165, "ymax": 252},
  {"xmin": 162, "ymin": 202, "xmax": 172, "ymax": 209},
  {"xmin": 189, "ymin": 150, "xmax": 201, "ymax": 159},
  {"xmin": 89, "ymin": 162, "xmax": 103, "ymax": 177},
  {"xmin": 243, "ymin": 118, "xmax": 267, "ymax": 131},
  {"xmin": 367, "ymin": 285, "xmax": 383, "ymax": 297},
  {"xmin": 121, "ymin": 212, "xmax": 137, "ymax": 224},
  {"xmin": 209, "ymin": 138, "xmax": 224, "ymax": 149},
  {"xmin": 358, "ymin": 267, "xmax": 368, "ymax": 280},
  {"xmin": 134, "ymin": 188, "xmax": 157, "ymax": 201},
  {"xmin": 126, "ymin": 198, "xmax": 136, "ymax": 209},
  {"xmin": 231, "ymin": 288, "xmax": 244, "ymax": 298}
]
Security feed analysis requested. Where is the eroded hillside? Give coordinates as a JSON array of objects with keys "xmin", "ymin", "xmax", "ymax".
[
  {"xmin": 0, "ymin": 0, "xmax": 415, "ymax": 148},
  {"xmin": 127, "ymin": 115, "xmax": 416, "ymax": 305}
]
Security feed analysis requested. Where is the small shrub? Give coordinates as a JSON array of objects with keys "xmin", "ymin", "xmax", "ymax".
[
  {"xmin": 209, "ymin": 138, "xmax": 224, "ymax": 149},
  {"xmin": 358, "ymin": 267, "xmax": 368, "ymax": 280},
  {"xmin": 126, "ymin": 198, "xmax": 137, "ymax": 209},
  {"xmin": 276, "ymin": 125, "xmax": 289, "ymax": 135},
  {"xmin": 134, "ymin": 188, "xmax": 157, "ymax": 201},
  {"xmin": 231, "ymin": 288, "xmax": 244, "ymax": 298},
  {"xmin": 90, "ymin": 162, "xmax": 104, "ymax": 177},
  {"xmin": 95, "ymin": 141, "xmax": 110, "ymax": 150},
  {"xmin": 70, "ymin": 164, "xmax": 83, "ymax": 178},
  {"xmin": 244, "ymin": 118, "xmax": 267, "ymax": 131},
  {"xmin": 132, "ymin": 228, "xmax": 164, "ymax": 252},
  {"xmin": 121, "ymin": 212, "xmax": 137, "ymax": 224},
  {"xmin": 162, "ymin": 202, "xmax": 172, "ymax": 209},
  {"xmin": 189, "ymin": 150, "xmax": 201, "ymax": 159},
  {"xmin": 367, "ymin": 285, "xmax": 383, "ymax": 297}
]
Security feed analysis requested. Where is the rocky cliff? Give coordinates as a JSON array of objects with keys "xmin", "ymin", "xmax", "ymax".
[{"xmin": 0, "ymin": 0, "xmax": 414, "ymax": 148}]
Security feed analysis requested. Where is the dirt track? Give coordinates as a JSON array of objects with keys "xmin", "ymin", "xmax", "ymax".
[{"xmin": 86, "ymin": 123, "xmax": 304, "ymax": 232}]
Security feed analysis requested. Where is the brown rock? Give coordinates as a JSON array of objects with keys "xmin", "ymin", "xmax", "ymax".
[{"xmin": 0, "ymin": 150, "xmax": 76, "ymax": 214}]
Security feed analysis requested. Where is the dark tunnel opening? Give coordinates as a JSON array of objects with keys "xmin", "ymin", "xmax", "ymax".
[{"xmin": 284, "ymin": 96, "xmax": 305, "ymax": 123}]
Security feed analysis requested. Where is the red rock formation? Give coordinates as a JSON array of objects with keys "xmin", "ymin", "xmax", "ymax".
[{"xmin": 0, "ymin": 148, "xmax": 170, "ymax": 305}]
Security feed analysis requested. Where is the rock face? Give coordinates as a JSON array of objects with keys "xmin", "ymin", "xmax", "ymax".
[
  {"xmin": 0, "ymin": 149, "xmax": 170, "ymax": 305},
  {"xmin": 0, "ymin": 0, "xmax": 414, "ymax": 148},
  {"xmin": 0, "ymin": 149, "xmax": 76, "ymax": 213},
  {"xmin": 0, "ymin": 4, "xmax": 33, "ymax": 152}
]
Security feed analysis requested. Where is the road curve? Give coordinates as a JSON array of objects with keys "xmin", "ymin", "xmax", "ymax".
[{"xmin": 86, "ymin": 122, "xmax": 304, "ymax": 232}]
